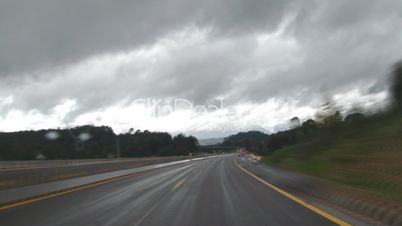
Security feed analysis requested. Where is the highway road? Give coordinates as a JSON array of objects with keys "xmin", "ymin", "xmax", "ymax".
[{"xmin": 0, "ymin": 155, "xmax": 348, "ymax": 226}]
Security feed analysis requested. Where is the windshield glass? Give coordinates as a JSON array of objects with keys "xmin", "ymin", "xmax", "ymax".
[{"xmin": 1, "ymin": 1, "xmax": 402, "ymax": 226}]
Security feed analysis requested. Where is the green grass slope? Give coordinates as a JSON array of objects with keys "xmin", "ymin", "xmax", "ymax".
[{"xmin": 264, "ymin": 115, "xmax": 402, "ymax": 203}]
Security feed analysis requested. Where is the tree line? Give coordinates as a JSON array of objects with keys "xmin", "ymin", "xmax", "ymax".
[
  {"xmin": 0, "ymin": 126, "xmax": 198, "ymax": 160},
  {"xmin": 223, "ymin": 60, "xmax": 402, "ymax": 155},
  {"xmin": 222, "ymin": 114, "xmax": 362, "ymax": 155}
]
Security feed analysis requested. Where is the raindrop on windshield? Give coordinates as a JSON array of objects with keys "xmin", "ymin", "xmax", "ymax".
[{"xmin": 45, "ymin": 131, "xmax": 60, "ymax": 140}]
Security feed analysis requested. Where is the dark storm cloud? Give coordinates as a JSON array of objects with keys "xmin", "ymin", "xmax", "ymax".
[
  {"xmin": 0, "ymin": 0, "xmax": 289, "ymax": 77},
  {"xmin": 1, "ymin": 0, "xmax": 402, "ymax": 124},
  {"xmin": 236, "ymin": 0, "xmax": 402, "ymax": 104}
]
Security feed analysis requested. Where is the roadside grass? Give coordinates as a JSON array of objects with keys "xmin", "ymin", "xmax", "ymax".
[{"xmin": 264, "ymin": 115, "xmax": 402, "ymax": 203}]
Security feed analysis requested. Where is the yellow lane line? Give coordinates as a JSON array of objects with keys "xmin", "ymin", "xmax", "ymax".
[
  {"xmin": 233, "ymin": 160, "xmax": 352, "ymax": 226},
  {"xmin": 173, "ymin": 179, "xmax": 185, "ymax": 190},
  {"xmin": 49, "ymin": 172, "xmax": 85, "ymax": 181},
  {"xmin": 135, "ymin": 178, "xmax": 187, "ymax": 226},
  {"xmin": 0, "ymin": 170, "xmax": 155, "ymax": 211}
]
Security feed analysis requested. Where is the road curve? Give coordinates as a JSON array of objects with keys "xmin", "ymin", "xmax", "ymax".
[{"xmin": 0, "ymin": 155, "xmax": 343, "ymax": 226}]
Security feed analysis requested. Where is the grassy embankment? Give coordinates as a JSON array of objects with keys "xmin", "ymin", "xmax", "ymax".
[{"xmin": 264, "ymin": 115, "xmax": 402, "ymax": 203}]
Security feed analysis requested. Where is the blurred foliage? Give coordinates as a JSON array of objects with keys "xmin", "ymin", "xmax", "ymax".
[
  {"xmin": 224, "ymin": 61, "xmax": 402, "ymax": 202},
  {"xmin": 391, "ymin": 61, "xmax": 402, "ymax": 111},
  {"xmin": 264, "ymin": 115, "xmax": 402, "ymax": 202},
  {"xmin": 226, "ymin": 112, "xmax": 402, "ymax": 202}
]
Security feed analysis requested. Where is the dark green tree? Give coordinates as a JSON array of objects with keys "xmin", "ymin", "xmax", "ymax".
[{"xmin": 391, "ymin": 61, "xmax": 402, "ymax": 111}]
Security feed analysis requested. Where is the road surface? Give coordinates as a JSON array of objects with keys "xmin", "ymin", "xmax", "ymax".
[{"xmin": 0, "ymin": 155, "xmax": 345, "ymax": 226}]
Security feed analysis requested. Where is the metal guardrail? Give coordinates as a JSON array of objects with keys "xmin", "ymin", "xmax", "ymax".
[
  {"xmin": 0, "ymin": 156, "xmax": 191, "ymax": 189},
  {"xmin": 0, "ymin": 154, "xmax": 227, "ymax": 206},
  {"xmin": 0, "ymin": 156, "xmax": 188, "ymax": 170},
  {"xmin": 0, "ymin": 154, "xmax": 219, "ymax": 190}
]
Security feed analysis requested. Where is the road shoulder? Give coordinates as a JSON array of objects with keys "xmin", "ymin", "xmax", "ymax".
[{"xmin": 236, "ymin": 157, "xmax": 383, "ymax": 226}]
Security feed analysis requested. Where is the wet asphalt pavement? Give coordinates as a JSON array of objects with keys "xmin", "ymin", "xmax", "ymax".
[{"xmin": 0, "ymin": 155, "xmax": 339, "ymax": 226}]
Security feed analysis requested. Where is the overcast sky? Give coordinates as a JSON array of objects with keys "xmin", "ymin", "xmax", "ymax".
[{"xmin": 1, "ymin": 0, "xmax": 402, "ymax": 138}]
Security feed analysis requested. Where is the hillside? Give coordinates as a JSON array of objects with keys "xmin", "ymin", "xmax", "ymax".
[
  {"xmin": 198, "ymin": 137, "xmax": 225, "ymax": 146},
  {"xmin": 264, "ymin": 115, "xmax": 402, "ymax": 203}
]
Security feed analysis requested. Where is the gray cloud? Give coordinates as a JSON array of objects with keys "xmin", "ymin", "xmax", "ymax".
[
  {"xmin": 0, "ymin": 0, "xmax": 289, "ymax": 77},
  {"xmin": 1, "ymin": 0, "xmax": 402, "ymax": 129},
  {"xmin": 240, "ymin": 0, "xmax": 402, "ymax": 103}
]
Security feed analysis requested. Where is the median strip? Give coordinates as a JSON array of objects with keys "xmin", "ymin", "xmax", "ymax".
[
  {"xmin": 0, "ymin": 169, "xmax": 155, "ymax": 211},
  {"xmin": 0, "ymin": 155, "xmax": 224, "ymax": 211},
  {"xmin": 233, "ymin": 159, "xmax": 352, "ymax": 226}
]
